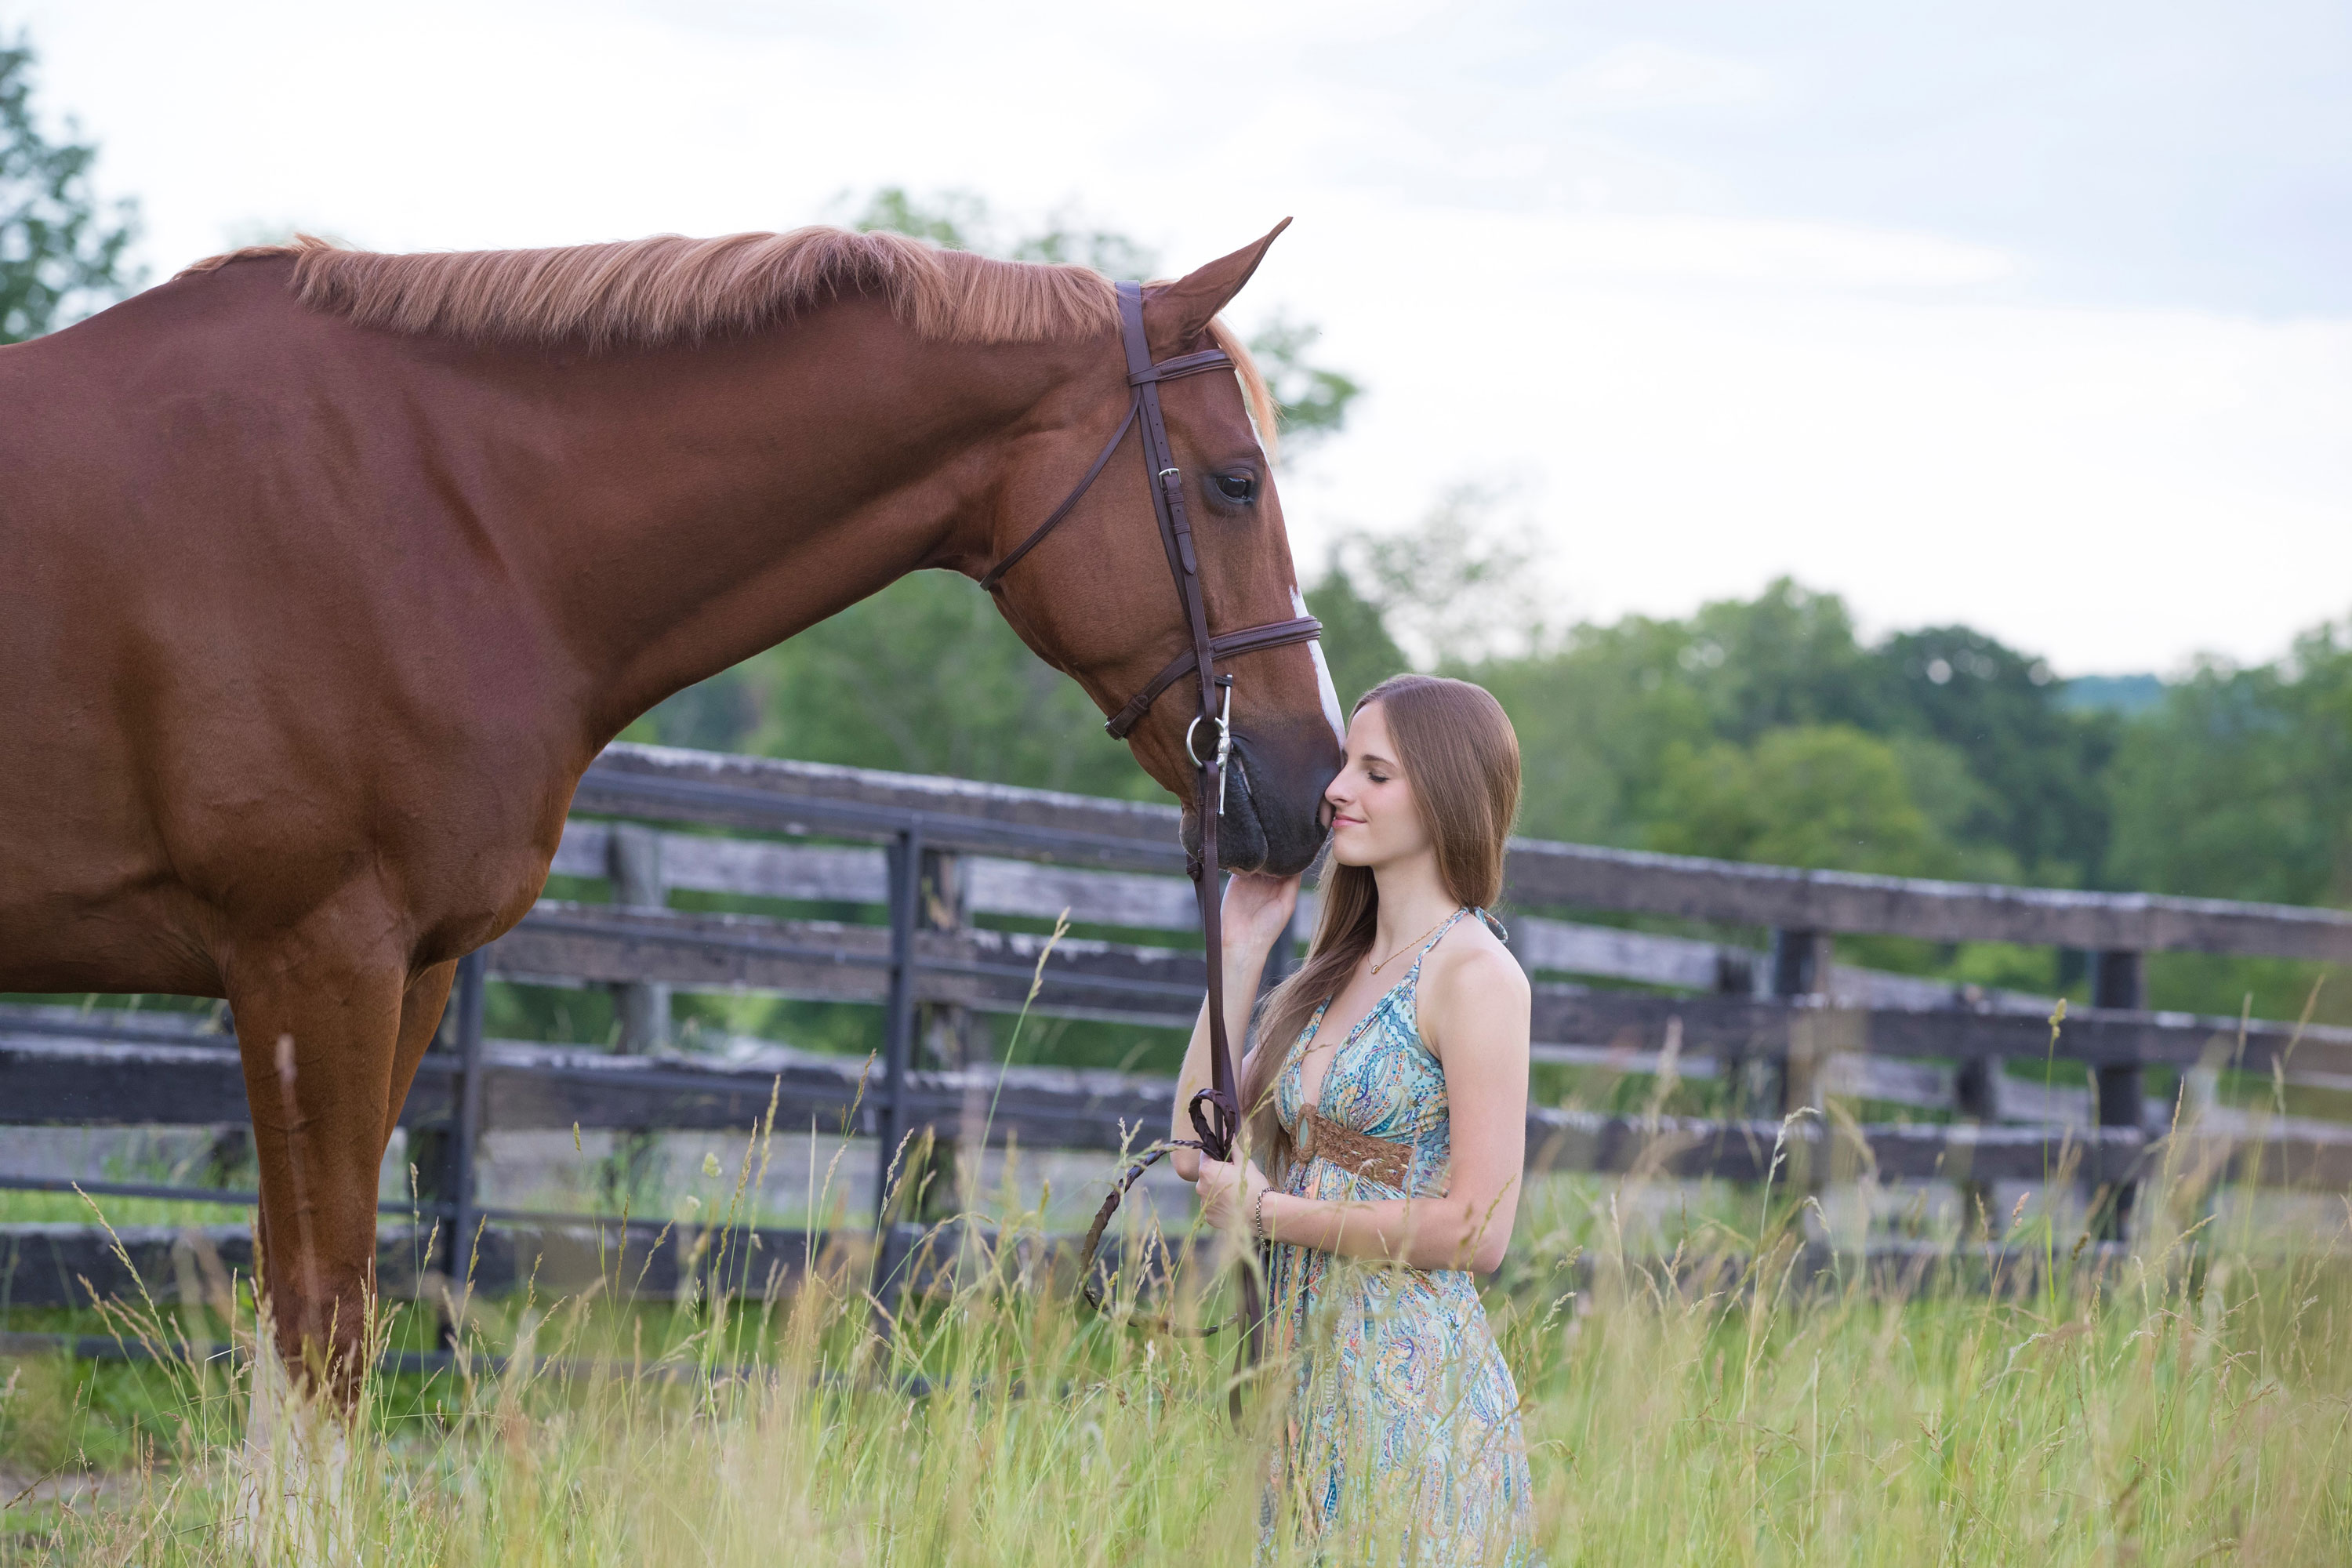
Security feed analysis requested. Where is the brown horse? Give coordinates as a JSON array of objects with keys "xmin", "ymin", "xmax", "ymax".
[{"xmin": 0, "ymin": 220, "xmax": 1343, "ymax": 1397}]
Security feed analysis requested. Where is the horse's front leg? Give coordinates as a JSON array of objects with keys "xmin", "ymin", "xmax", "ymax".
[{"xmin": 227, "ymin": 899, "xmax": 412, "ymax": 1407}]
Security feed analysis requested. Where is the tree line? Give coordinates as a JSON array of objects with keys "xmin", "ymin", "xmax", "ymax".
[{"xmin": 634, "ymin": 517, "xmax": 2349, "ymax": 1025}]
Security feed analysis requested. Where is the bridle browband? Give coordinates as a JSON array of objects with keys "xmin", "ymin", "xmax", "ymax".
[{"xmin": 979, "ymin": 281, "xmax": 1323, "ymax": 1413}]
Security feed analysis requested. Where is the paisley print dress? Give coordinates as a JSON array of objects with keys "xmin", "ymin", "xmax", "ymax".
[{"xmin": 1261, "ymin": 908, "xmax": 1537, "ymax": 1565}]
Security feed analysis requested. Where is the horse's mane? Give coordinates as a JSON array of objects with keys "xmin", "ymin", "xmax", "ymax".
[
  {"xmin": 180, "ymin": 226, "xmax": 1125, "ymax": 351},
  {"xmin": 178, "ymin": 227, "xmax": 1278, "ymax": 455}
]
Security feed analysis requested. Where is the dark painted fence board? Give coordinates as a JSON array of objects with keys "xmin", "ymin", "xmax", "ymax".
[
  {"xmin": 0, "ymin": 1220, "xmax": 827, "ymax": 1309},
  {"xmin": 13, "ymin": 1020, "xmax": 2352, "ymax": 1192},
  {"xmin": 13, "ymin": 986, "xmax": 2350, "ymax": 1131}
]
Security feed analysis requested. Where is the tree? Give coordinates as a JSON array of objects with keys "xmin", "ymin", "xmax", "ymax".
[
  {"xmin": 736, "ymin": 572, "xmax": 1159, "ymax": 801},
  {"xmin": 1472, "ymin": 615, "xmax": 1714, "ymax": 848},
  {"xmin": 1333, "ymin": 485, "xmax": 1548, "ymax": 667},
  {"xmin": 1647, "ymin": 725, "xmax": 1954, "ymax": 878},
  {"xmin": 1245, "ymin": 310, "xmax": 1361, "ymax": 454},
  {"xmin": 2096, "ymin": 619, "xmax": 2352, "ymax": 1022},
  {"xmin": 1, "ymin": 34, "xmax": 139, "ymax": 343},
  {"xmin": 1301, "ymin": 561, "xmax": 1407, "ymax": 716},
  {"xmin": 849, "ymin": 185, "xmax": 1158, "ymax": 280},
  {"xmin": 849, "ymin": 187, "xmax": 992, "ymax": 253},
  {"xmin": 1676, "ymin": 577, "xmax": 1893, "ymax": 745},
  {"xmin": 1877, "ymin": 625, "xmax": 2114, "ymax": 885},
  {"xmin": 2106, "ymin": 622, "xmax": 2352, "ymax": 909}
]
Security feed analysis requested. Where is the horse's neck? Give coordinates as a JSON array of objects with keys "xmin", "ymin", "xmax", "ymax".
[{"xmin": 495, "ymin": 312, "xmax": 1062, "ymax": 746}]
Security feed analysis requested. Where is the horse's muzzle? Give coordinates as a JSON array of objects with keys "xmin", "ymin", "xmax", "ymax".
[{"xmin": 1182, "ymin": 725, "xmax": 1336, "ymax": 877}]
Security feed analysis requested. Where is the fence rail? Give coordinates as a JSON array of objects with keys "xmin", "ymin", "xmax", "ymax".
[{"xmin": 5, "ymin": 740, "xmax": 2350, "ymax": 1316}]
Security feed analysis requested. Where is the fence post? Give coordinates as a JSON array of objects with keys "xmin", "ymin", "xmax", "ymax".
[
  {"xmin": 1954, "ymin": 1051, "xmax": 2005, "ymax": 1240},
  {"xmin": 874, "ymin": 828, "xmax": 923, "ymax": 1294},
  {"xmin": 1953, "ymin": 975, "xmax": 2009, "ymax": 1238},
  {"xmin": 1953, "ymin": 1056, "xmax": 2005, "ymax": 1121},
  {"xmin": 2092, "ymin": 949, "xmax": 2147, "ymax": 1241},
  {"xmin": 441, "ymin": 948, "xmax": 488, "ymax": 1346},
  {"xmin": 609, "ymin": 823, "xmax": 670, "ymax": 1052},
  {"xmin": 1712, "ymin": 945, "xmax": 1755, "ymax": 1000},
  {"xmin": 1768, "ymin": 927, "xmax": 1834, "ymax": 1191},
  {"xmin": 1768, "ymin": 928, "xmax": 1833, "ymax": 1111},
  {"xmin": 918, "ymin": 848, "xmax": 974, "ymax": 1071},
  {"xmin": 1712, "ymin": 942, "xmax": 1758, "ymax": 1123},
  {"xmin": 916, "ymin": 847, "xmax": 980, "ymax": 1221}
]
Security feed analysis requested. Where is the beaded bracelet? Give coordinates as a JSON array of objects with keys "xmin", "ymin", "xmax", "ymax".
[{"xmin": 1251, "ymin": 1186, "xmax": 1271, "ymax": 1243}]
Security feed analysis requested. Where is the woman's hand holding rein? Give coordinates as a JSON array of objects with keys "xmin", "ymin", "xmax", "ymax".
[{"xmin": 1194, "ymin": 1153, "xmax": 1272, "ymax": 1236}]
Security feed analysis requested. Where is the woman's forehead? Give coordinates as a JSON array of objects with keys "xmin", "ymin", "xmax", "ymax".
[{"xmin": 1345, "ymin": 701, "xmax": 1395, "ymax": 758}]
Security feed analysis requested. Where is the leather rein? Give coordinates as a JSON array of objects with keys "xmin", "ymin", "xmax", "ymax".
[{"xmin": 980, "ymin": 281, "xmax": 1321, "ymax": 1410}]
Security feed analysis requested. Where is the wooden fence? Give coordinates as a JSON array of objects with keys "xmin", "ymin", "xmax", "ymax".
[{"xmin": 5, "ymin": 740, "xmax": 2351, "ymax": 1311}]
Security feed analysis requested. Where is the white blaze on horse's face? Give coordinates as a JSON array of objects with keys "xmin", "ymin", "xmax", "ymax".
[{"xmin": 1294, "ymin": 586, "xmax": 1347, "ymax": 746}]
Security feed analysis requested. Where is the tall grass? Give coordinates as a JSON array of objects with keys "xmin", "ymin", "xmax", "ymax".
[
  {"xmin": 7, "ymin": 964, "xmax": 2351, "ymax": 1563},
  {"xmin": 7, "ymin": 1132, "xmax": 2351, "ymax": 1564}
]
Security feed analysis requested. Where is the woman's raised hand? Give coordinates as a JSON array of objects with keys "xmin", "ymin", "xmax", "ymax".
[{"xmin": 1221, "ymin": 870, "xmax": 1302, "ymax": 960}]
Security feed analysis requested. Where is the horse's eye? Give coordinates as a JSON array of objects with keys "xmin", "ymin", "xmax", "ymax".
[{"xmin": 1214, "ymin": 473, "xmax": 1256, "ymax": 503}]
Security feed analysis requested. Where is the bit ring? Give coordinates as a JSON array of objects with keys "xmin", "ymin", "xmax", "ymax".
[{"xmin": 1185, "ymin": 713, "xmax": 1225, "ymax": 768}]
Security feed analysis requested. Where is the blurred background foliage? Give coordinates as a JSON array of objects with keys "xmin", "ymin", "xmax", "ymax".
[{"xmin": 0, "ymin": 32, "xmax": 140, "ymax": 343}]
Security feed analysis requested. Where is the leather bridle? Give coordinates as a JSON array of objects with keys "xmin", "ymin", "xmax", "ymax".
[{"xmin": 980, "ymin": 281, "xmax": 1322, "ymax": 1411}]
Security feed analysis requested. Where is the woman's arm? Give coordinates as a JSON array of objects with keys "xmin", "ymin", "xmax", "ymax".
[
  {"xmin": 1197, "ymin": 942, "xmax": 1531, "ymax": 1274},
  {"xmin": 1168, "ymin": 872, "xmax": 1300, "ymax": 1182}
]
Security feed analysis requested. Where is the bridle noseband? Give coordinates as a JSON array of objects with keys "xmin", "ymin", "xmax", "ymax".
[{"xmin": 980, "ymin": 282, "xmax": 1323, "ymax": 1406}]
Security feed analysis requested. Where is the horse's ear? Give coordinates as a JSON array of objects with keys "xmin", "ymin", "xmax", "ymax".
[{"xmin": 1142, "ymin": 218, "xmax": 1291, "ymax": 357}]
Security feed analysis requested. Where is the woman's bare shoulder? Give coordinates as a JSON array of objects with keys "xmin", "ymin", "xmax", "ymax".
[
  {"xmin": 1419, "ymin": 920, "xmax": 1530, "ymax": 1055},
  {"xmin": 1426, "ymin": 917, "xmax": 1526, "ymax": 989}
]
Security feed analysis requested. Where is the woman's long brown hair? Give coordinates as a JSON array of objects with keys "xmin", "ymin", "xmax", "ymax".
[{"xmin": 1240, "ymin": 673, "xmax": 1522, "ymax": 1179}]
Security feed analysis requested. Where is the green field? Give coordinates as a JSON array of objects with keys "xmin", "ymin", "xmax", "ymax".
[{"xmin": 5, "ymin": 1126, "xmax": 2350, "ymax": 1567}]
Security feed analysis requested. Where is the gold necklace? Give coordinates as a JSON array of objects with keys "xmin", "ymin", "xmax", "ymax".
[{"xmin": 1367, "ymin": 909, "xmax": 1461, "ymax": 975}]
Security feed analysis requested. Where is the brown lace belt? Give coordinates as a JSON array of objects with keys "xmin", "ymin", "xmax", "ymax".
[{"xmin": 1300, "ymin": 1107, "xmax": 1413, "ymax": 1188}]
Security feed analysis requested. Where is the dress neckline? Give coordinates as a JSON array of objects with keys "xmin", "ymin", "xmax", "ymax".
[{"xmin": 1288, "ymin": 906, "xmax": 1476, "ymax": 1115}]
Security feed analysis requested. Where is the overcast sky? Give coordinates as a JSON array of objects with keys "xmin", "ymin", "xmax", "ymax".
[{"xmin": 17, "ymin": 0, "xmax": 2350, "ymax": 674}]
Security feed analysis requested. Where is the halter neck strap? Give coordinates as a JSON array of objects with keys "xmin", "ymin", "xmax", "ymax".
[{"xmin": 1406, "ymin": 906, "xmax": 1476, "ymax": 967}]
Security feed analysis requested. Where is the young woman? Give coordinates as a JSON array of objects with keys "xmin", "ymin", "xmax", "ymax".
[{"xmin": 1178, "ymin": 673, "xmax": 1537, "ymax": 1563}]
